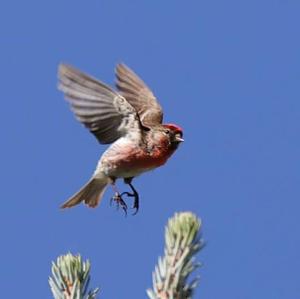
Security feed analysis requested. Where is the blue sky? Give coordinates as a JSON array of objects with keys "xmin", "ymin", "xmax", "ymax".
[{"xmin": 1, "ymin": 0, "xmax": 299, "ymax": 298}]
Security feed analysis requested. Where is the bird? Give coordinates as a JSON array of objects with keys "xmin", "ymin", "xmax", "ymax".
[{"xmin": 58, "ymin": 63, "xmax": 184, "ymax": 214}]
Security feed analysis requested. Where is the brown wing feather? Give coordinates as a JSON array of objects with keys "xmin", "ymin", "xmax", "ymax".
[
  {"xmin": 58, "ymin": 64, "xmax": 140, "ymax": 144},
  {"xmin": 115, "ymin": 64, "xmax": 163, "ymax": 127}
]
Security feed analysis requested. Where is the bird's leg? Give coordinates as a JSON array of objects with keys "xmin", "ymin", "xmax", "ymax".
[
  {"xmin": 122, "ymin": 177, "xmax": 139, "ymax": 215},
  {"xmin": 109, "ymin": 178, "xmax": 127, "ymax": 215}
]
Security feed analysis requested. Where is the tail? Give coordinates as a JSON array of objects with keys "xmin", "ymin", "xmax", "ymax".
[{"xmin": 61, "ymin": 177, "xmax": 108, "ymax": 209}]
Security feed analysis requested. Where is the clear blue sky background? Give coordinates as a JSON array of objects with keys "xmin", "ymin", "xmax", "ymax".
[{"xmin": 0, "ymin": 0, "xmax": 299, "ymax": 298}]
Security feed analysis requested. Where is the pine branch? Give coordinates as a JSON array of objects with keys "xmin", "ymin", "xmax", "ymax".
[
  {"xmin": 49, "ymin": 212, "xmax": 203, "ymax": 298},
  {"xmin": 147, "ymin": 212, "xmax": 204, "ymax": 299},
  {"xmin": 49, "ymin": 253, "xmax": 99, "ymax": 299}
]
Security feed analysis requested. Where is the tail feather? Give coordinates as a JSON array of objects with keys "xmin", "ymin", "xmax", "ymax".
[{"xmin": 61, "ymin": 177, "xmax": 108, "ymax": 209}]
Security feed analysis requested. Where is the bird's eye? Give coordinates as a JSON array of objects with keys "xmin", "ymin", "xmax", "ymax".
[{"xmin": 165, "ymin": 130, "xmax": 170, "ymax": 135}]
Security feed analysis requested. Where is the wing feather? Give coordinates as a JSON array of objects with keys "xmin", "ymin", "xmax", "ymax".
[
  {"xmin": 58, "ymin": 64, "xmax": 140, "ymax": 144},
  {"xmin": 115, "ymin": 64, "xmax": 163, "ymax": 127}
]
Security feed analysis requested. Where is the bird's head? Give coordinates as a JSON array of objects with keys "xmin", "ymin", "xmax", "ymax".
[{"xmin": 162, "ymin": 123, "xmax": 184, "ymax": 149}]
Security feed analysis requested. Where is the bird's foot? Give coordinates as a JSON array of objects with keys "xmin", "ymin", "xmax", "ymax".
[
  {"xmin": 123, "ymin": 181, "xmax": 140, "ymax": 215},
  {"xmin": 110, "ymin": 192, "xmax": 128, "ymax": 216},
  {"xmin": 121, "ymin": 190, "xmax": 139, "ymax": 215}
]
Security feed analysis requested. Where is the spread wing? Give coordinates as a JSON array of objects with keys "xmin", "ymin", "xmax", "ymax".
[
  {"xmin": 58, "ymin": 64, "xmax": 140, "ymax": 144},
  {"xmin": 115, "ymin": 63, "xmax": 163, "ymax": 127}
]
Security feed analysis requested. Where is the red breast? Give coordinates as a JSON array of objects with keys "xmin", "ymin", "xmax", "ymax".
[{"xmin": 114, "ymin": 138, "xmax": 175, "ymax": 172}]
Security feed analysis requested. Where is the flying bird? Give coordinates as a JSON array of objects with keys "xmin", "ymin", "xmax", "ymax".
[{"xmin": 58, "ymin": 63, "xmax": 183, "ymax": 214}]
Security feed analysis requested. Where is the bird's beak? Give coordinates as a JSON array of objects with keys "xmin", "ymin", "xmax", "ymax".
[{"xmin": 175, "ymin": 134, "xmax": 184, "ymax": 143}]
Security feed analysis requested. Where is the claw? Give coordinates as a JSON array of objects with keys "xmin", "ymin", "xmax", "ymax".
[
  {"xmin": 129, "ymin": 182, "xmax": 139, "ymax": 215},
  {"xmin": 121, "ymin": 178, "xmax": 140, "ymax": 215},
  {"xmin": 121, "ymin": 187, "xmax": 139, "ymax": 215},
  {"xmin": 110, "ymin": 180, "xmax": 140, "ymax": 216},
  {"xmin": 132, "ymin": 194, "xmax": 139, "ymax": 215},
  {"xmin": 111, "ymin": 192, "xmax": 128, "ymax": 216}
]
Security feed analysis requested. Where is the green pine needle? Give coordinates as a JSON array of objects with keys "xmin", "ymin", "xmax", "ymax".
[
  {"xmin": 147, "ymin": 212, "xmax": 204, "ymax": 299},
  {"xmin": 49, "ymin": 253, "xmax": 99, "ymax": 299}
]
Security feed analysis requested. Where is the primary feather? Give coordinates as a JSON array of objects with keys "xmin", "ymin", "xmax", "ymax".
[
  {"xmin": 58, "ymin": 64, "xmax": 140, "ymax": 144},
  {"xmin": 115, "ymin": 64, "xmax": 163, "ymax": 127}
]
